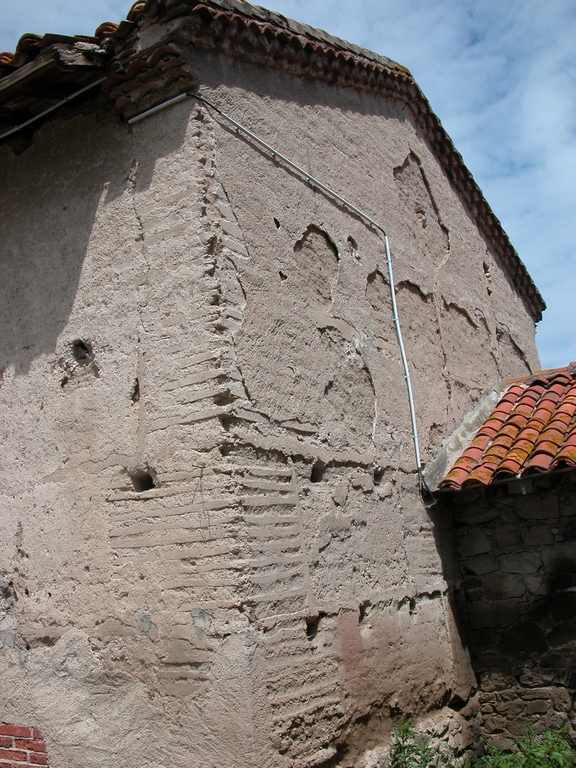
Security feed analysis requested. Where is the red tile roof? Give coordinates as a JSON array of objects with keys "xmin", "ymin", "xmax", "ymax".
[
  {"xmin": 0, "ymin": 2, "xmax": 145, "ymax": 74},
  {"xmin": 439, "ymin": 365, "xmax": 576, "ymax": 491}
]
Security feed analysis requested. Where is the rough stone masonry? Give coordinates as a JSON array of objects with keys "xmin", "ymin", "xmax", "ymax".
[{"xmin": 0, "ymin": 1, "xmax": 543, "ymax": 765}]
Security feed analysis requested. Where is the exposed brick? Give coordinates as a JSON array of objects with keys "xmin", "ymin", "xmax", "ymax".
[
  {"xmin": 29, "ymin": 753, "xmax": 48, "ymax": 766},
  {"xmin": 0, "ymin": 761, "xmax": 13, "ymax": 768},
  {"xmin": 0, "ymin": 738, "xmax": 12, "ymax": 748},
  {"xmin": 31, "ymin": 731, "xmax": 43, "ymax": 741},
  {"xmin": 0, "ymin": 748, "xmax": 27, "ymax": 761},
  {"xmin": 0, "ymin": 727, "xmax": 31, "ymax": 739},
  {"xmin": 15, "ymin": 741, "xmax": 46, "ymax": 753}
]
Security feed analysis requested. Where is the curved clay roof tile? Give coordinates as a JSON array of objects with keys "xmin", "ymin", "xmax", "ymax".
[
  {"xmin": 128, "ymin": 1, "xmax": 148, "ymax": 21},
  {"xmin": 490, "ymin": 433, "xmax": 515, "ymax": 449},
  {"xmin": 16, "ymin": 33, "xmax": 43, "ymax": 52},
  {"xmin": 510, "ymin": 403, "xmax": 534, "ymax": 418},
  {"xmin": 512, "ymin": 438, "xmax": 538, "ymax": 455},
  {"xmin": 493, "ymin": 400, "xmax": 516, "ymax": 417},
  {"xmin": 469, "ymin": 434, "xmax": 492, "ymax": 451},
  {"xmin": 493, "ymin": 459, "xmax": 522, "ymax": 476},
  {"xmin": 524, "ymin": 454, "xmax": 554, "ymax": 472},
  {"xmin": 518, "ymin": 426, "xmax": 541, "ymax": 442},
  {"xmin": 94, "ymin": 22, "xmax": 119, "ymax": 39},
  {"xmin": 536, "ymin": 426, "xmax": 565, "ymax": 445},
  {"xmin": 553, "ymin": 447, "xmax": 576, "ymax": 466},
  {"xmin": 439, "ymin": 366, "xmax": 576, "ymax": 490},
  {"xmin": 460, "ymin": 446, "xmax": 485, "ymax": 463},
  {"xmin": 482, "ymin": 444, "xmax": 509, "ymax": 462},
  {"xmin": 537, "ymin": 397, "xmax": 558, "ymax": 412}
]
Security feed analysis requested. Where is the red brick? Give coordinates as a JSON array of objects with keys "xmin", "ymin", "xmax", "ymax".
[
  {"xmin": 28, "ymin": 753, "xmax": 48, "ymax": 766},
  {"xmin": 0, "ymin": 727, "xmax": 31, "ymax": 739},
  {"xmin": 0, "ymin": 738, "xmax": 12, "ymax": 748},
  {"xmin": 0, "ymin": 761, "xmax": 13, "ymax": 768},
  {"xmin": 0, "ymin": 748, "xmax": 27, "ymax": 761},
  {"xmin": 31, "ymin": 731, "xmax": 43, "ymax": 741},
  {"xmin": 14, "ymin": 742, "xmax": 46, "ymax": 754}
]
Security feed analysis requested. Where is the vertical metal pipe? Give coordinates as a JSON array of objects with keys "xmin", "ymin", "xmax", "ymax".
[{"xmin": 384, "ymin": 235, "xmax": 422, "ymax": 473}]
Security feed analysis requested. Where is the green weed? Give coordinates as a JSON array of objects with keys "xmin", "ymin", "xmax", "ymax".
[
  {"xmin": 388, "ymin": 722, "xmax": 576, "ymax": 768},
  {"xmin": 478, "ymin": 727, "xmax": 576, "ymax": 768}
]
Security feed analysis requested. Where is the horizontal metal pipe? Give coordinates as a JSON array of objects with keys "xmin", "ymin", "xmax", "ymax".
[
  {"xmin": 127, "ymin": 92, "xmax": 190, "ymax": 124},
  {"xmin": 190, "ymin": 93, "xmax": 386, "ymax": 235}
]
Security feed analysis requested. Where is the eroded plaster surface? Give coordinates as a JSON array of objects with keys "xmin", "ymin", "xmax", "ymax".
[{"xmin": 0, "ymin": 50, "xmax": 539, "ymax": 767}]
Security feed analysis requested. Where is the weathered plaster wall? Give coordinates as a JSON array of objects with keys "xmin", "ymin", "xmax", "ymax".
[
  {"xmin": 0, "ymin": 46, "xmax": 539, "ymax": 767},
  {"xmin": 444, "ymin": 474, "xmax": 576, "ymax": 750}
]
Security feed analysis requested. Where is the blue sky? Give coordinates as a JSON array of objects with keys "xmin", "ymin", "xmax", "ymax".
[{"xmin": 1, "ymin": 0, "xmax": 575, "ymax": 369}]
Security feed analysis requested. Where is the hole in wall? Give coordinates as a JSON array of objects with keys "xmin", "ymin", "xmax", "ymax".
[
  {"xmin": 72, "ymin": 339, "xmax": 92, "ymax": 362},
  {"xmin": 219, "ymin": 414, "xmax": 232, "ymax": 431},
  {"xmin": 131, "ymin": 378, "xmax": 140, "ymax": 403},
  {"xmin": 374, "ymin": 467, "xmax": 385, "ymax": 486},
  {"xmin": 206, "ymin": 235, "xmax": 217, "ymax": 255},
  {"xmin": 274, "ymin": 217, "xmax": 281, "ymax": 229},
  {"xmin": 358, "ymin": 600, "xmax": 371, "ymax": 624},
  {"xmin": 449, "ymin": 694, "xmax": 467, "ymax": 712},
  {"xmin": 213, "ymin": 390, "xmax": 235, "ymax": 406},
  {"xmin": 347, "ymin": 235, "xmax": 359, "ymax": 261},
  {"xmin": 306, "ymin": 612, "xmax": 326, "ymax": 640},
  {"xmin": 279, "ymin": 270, "xmax": 287, "ymax": 281},
  {"xmin": 130, "ymin": 469, "xmax": 155, "ymax": 492},
  {"xmin": 310, "ymin": 460, "xmax": 326, "ymax": 483},
  {"xmin": 219, "ymin": 442, "xmax": 233, "ymax": 457}
]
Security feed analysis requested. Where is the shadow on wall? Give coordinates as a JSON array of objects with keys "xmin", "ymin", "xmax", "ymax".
[
  {"xmin": 0, "ymin": 101, "xmax": 192, "ymax": 375},
  {"xmin": 435, "ymin": 475, "xmax": 576, "ymax": 747}
]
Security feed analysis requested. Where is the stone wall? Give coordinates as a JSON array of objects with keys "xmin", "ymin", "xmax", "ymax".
[
  {"xmin": 446, "ymin": 472, "xmax": 576, "ymax": 749},
  {"xmin": 0, "ymin": 35, "xmax": 541, "ymax": 768}
]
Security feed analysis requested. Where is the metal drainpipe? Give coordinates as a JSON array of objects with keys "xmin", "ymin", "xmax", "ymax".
[{"xmin": 129, "ymin": 92, "xmax": 425, "ymax": 482}]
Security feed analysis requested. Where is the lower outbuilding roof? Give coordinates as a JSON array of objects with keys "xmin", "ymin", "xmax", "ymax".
[{"xmin": 439, "ymin": 365, "xmax": 576, "ymax": 491}]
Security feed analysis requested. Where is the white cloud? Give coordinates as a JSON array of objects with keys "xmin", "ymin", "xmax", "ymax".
[{"xmin": 1, "ymin": 0, "xmax": 574, "ymax": 368}]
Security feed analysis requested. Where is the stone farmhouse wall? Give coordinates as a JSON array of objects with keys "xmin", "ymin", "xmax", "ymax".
[
  {"xmin": 0, "ymin": 29, "xmax": 541, "ymax": 768},
  {"xmin": 445, "ymin": 472, "xmax": 576, "ymax": 749}
]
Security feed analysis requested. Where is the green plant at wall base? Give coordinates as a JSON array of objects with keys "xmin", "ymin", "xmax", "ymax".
[
  {"xmin": 389, "ymin": 722, "xmax": 576, "ymax": 768},
  {"xmin": 390, "ymin": 722, "xmax": 441, "ymax": 768},
  {"xmin": 478, "ymin": 728, "xmax": 576, "ymax": 768}
]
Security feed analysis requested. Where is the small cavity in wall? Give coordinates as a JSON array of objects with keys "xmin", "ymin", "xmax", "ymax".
[{"xmin": 0, "ymin": 723, "xmax": 50, "ymax": 767}]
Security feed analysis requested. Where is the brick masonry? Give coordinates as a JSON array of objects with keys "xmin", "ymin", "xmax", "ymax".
[
  {"xmin": 444, "ymin": 472, "xmax": 576, "ymax": 749},
  {"xmin": 0, "ymin": 724, "xmax": 49, "ymax": 767}
]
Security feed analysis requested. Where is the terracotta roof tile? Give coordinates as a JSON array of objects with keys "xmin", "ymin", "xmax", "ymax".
[
  {"xmin": 438, "ymin": 364, "xmax": 576, "ymax": 490},
  {"xmin": 525, "ymin": 454, "xmax": 554, "ymax": 472}
]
